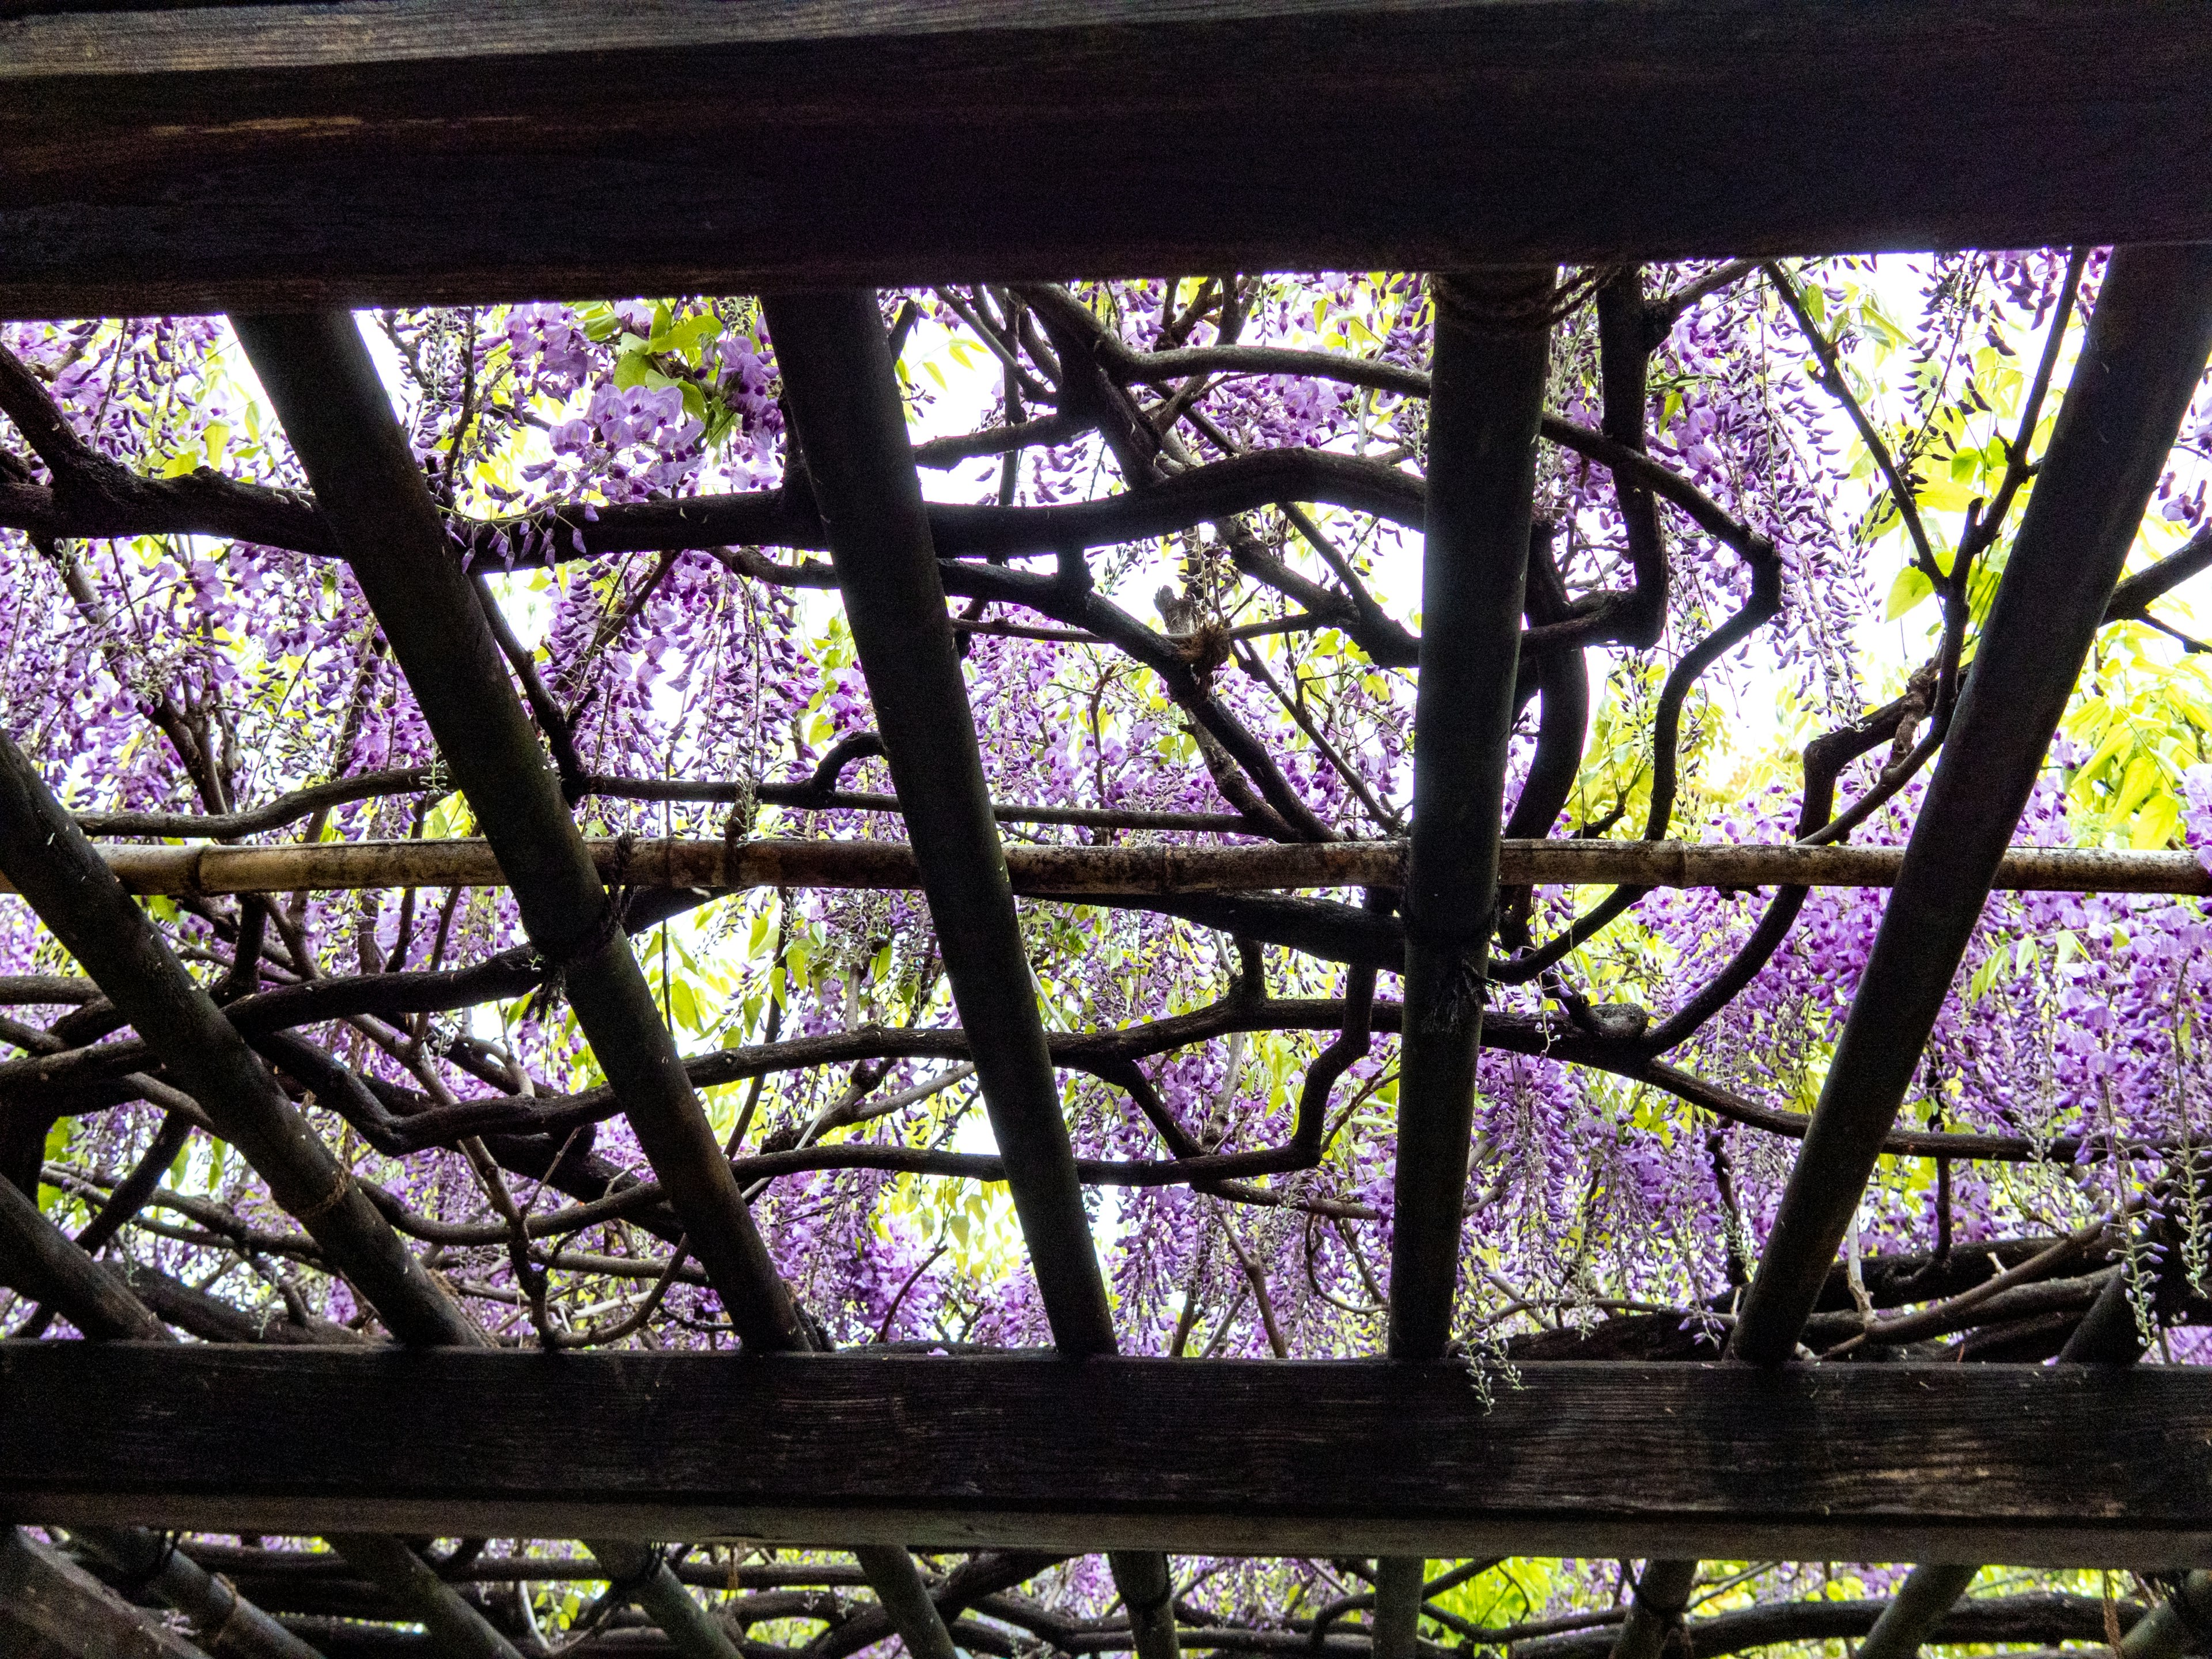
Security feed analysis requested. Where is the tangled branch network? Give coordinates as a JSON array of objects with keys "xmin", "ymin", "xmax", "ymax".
[{"xmin": 5, "ymin": 256, "xmax": 2212, "ymax": 1651}]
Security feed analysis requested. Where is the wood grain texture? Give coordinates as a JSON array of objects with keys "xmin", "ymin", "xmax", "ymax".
[
  {"xmin": 5, "ymin": 1348, "xmax": 2212, "ymax": 1566},
  {"xmin": 0, "ymin": 1527, "xmax": 212, "ymax": 1659},
  {"xmin": 9, "ymin": 835, "xmax": 2208, "ymax": 900},
  {"xmin": 3, "ymin": 0, "xmax": 2211, "ymax": 316}
]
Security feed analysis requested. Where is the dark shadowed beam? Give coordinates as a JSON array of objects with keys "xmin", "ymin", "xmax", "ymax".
[
  {"xmin": 69, "ymin": 1527, "xmax": 324, "ymax": 1659},
  {"xmin": 6, "ymin": 1, "xmax": 2212, "ymax": 316},
  {"xmin": 1388, "ymin": 269, "xmax": 1551, "ymax": 1357},
  {"xmin": 8, "ymin": 1350, "xmax": 2212, "ymax": 1565},
  {"xmin": 324, "ymin": 1534, "xmax": 519, "ymax": 1659},
  {"xmin": 584, "ymin": 1540, "xmax": 743, "ymax": 1659},
  {"xmin": 1, "ymin": 1527, "xmax": 213, "ymax": 1659},
  {"xmin": 232, "ymin": 309, "xmax": 801, "ymax": 1351},
  {"xmin": 1608, "ymin": 1559, "xmax": 1699, "ymax": 1659},
  {"xmin": 1375, "ymin": 268, "xmax": 1551, "ymax": 1658},
  {"xmin": 0, "ymin": 730, "xmax": 479, "ymax": 1347},
  {"xmin": 1728, "ymin": 244, "xmax": 2212, "ymax": 1366},
  {"xmin": 2121, "ymin": 1574, "xmax": 2212, "ymax": 1659},
  {"xmin": 763, "ymin": 291, "xmax": 1116, "ymax": 1354},
  {"xmin": 1851, "ymin": 1565, "xmax": 1983, "ymax": 1659},
  {"xmin": 762, "ymin": 289, "xmax": 1173, "ymax": 1659},
  {"xmin": 0, "ymin": 1171, "xmax": 167, "ymax": 1344},
  {"xmin": 230, "ymin": 310, "xmax": 956, "ymax": 1659}
]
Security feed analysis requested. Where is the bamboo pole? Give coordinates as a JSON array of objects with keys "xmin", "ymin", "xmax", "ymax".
[{"xmin": 10, "ymin": 835, "xmax": 2207, "ymax": 900}]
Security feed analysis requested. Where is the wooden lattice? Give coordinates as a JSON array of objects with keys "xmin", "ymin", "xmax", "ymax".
[{"xmin": 6, "ymin": 6, "xmax": 2212, "ymax": 1659}]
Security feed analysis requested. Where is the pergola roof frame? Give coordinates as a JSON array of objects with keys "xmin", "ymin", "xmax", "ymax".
[{"xmin": 6, "ymin": 7, "xmax": 2212, "ymax": 1656}]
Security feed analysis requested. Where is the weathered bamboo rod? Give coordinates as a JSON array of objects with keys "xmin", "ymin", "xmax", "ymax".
[{"xmin": 9, "ymin": 836, "xmax": 2207, "ymax": 900}]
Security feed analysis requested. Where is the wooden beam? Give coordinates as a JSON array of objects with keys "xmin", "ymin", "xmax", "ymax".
[
  {"xmin": 4, "ymin": 1, "xmax": 2212, "ymax": 316},
  {"xmin": 68, "ymin": 1527, "xmax": 323, "ymax": 1659},
  {"xmin": 0, "ymin": 727, "xmax": 478, "ymax": 1348},
  {"xmin": 0, "ymin": 1527, "xmax": 211, "ymax": 1659},
  {"xmin": 764, "ymin": 291, "xmax": 1118, "ymax": 1356},
  {"xmin": 6, "ymin": 1349, "xmax": 2212, "ymax": 1566},
  {"xmin": 1388, "ymin": 269, "xmax": 1550, "ymax": 1362},
  {"xmin": 13, "ymin": 836, "xmax": 2209, "ymax": 902},
  {"xmin": 232, "ymin": 310, "xmax": 806, "ymax": 1355},
  {"xmin": 1851, "ymin": 1565, "xmax": 1981, "ymax": 1659},
  {"xmin": 322, "ymin": 1534, "xmax": 521, "ymax": 1659},
  {"xmin": 232, "ymin": 308, "xmax": 968, "ymax": 1659},
  {"xmin": 1374, "ymin": 266, "xmax": 1552, "ymax": 1656},
  {"xmin": 764, "ymin": 288, "xmax": 1172, "ymax": 1659},
  {"xmin": 0, "ymin": 1170, "xmax": 168, "ymax": 1345},
  {"xmin": 1729, "ymin": 244, "xmax": 2212, "ymax": 1365},
  {"xmin": 583, "ymin": 1539, "xmax": 743, "ymax": 1659}
]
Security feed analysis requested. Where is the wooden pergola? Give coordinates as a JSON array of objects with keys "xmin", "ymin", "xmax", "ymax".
[{"xmin": 6, "ymin": 4, "xmax": 2212, "ymax": 1658}]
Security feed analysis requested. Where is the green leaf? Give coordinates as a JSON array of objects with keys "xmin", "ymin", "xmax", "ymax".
[
  {"xmin": 666, "ymin": 978, "xmax": 702, "ymax": 1033},
  {"xmin": 646, "ymin": 312, "xmax": 722, "ymax": 362},
  {"xmin": 2134, "ymin": 792, "xmax": 2182, "ymax": 850},
  {"xmin": 2112, "ymin": 753, "xmax": 2160, "ymax": 820},
  {"xmin": 1884, "ymin": 565, "xmax": 1935, "ymax": 620}
]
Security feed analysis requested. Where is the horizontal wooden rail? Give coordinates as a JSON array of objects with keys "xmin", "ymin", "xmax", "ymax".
[
  {"xmin": 3, "ymin": 1348, "xmax": 2211, "ymax": 1565},
  {"xmin": 4, "ymin": 0, "xmax": 2212, "ymax": 315},
  {"xmin": 7, "ymin": 836, "xmax": 2207, "ymax": 900}
]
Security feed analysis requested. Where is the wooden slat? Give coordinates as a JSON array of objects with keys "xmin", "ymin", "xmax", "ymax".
[
  {"xmin": 764, "ymin": 287, "xmax": 1172, "ymax": 1659},
  {"xmin": 765, "ymin": 291, "xmax": 1119, "ymax": 1356},
  {"xmin": 4, "ymin": 0, "xmax": 2212, "ymax": 316},
  {"xmin": 5, "ymin": 1348, "xmax": 2212, "ymax": 1566},
  {"xmin": 0, "ymin": 1527, "xmax": 211, "ymax": 1659},
  {"xmin": 1729, "ymin": 244, "xmax": 2212, "ymax": 1364},
  {"xmin": 9, "ymin": 836, "xmax": 2210, "ymax": 901}
]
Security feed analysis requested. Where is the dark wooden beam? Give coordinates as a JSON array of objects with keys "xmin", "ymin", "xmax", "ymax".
[
  {"xmin": 230, "ymin": 310, "xmax": 804, "ymax": 1355},
  {"xmin": 233, "ymin": 302, "xmax": 960, "ymax": 1659},
  {"xmin": 1376, "ymin": 267, "xmax": 1551, "ymax": 1659},
  {"xmin": 1387, "ymin": 270, "xmax": 1550, "ymax": 1361},
  {"xmin": 6, "ymin": 1348, "xmax": 2212, "ymax": 1566},
  {"xmin": 0, "ymin": 1168, "xmax": 168, "ymax": 1345},
  {"xmin": 1729, "ymin": 244, "xmax": 2212, "ymax": 1365},
  {"xmin": 763, "ymin": 291, "xmax": 1117, "ymax": 1356},
  {"xmin": 68, "ymin": 1527, "xmax": 323, "ymax": 1659},
  {"xmin": 323, "ymin": 1534, "xmax": 521, "ymax": 1659},
  {"xmin": 0, "ymin": 1527, "xmax": 211, "ymax": 1659},
  {"xmin": 763, "ymin": 289, "xmax": 1172, "ymax": 1659},
  {"xmin": 0, "ymin": 728, "xmax": 478, "ymax": 1347},
  {"xmin": 4, "ymin": 0, "xmax": 2212, "ymax": 316},
  {"xmin": 1851, "ymin": 1565, "xmax": 1982, "ymax": 1659}
]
